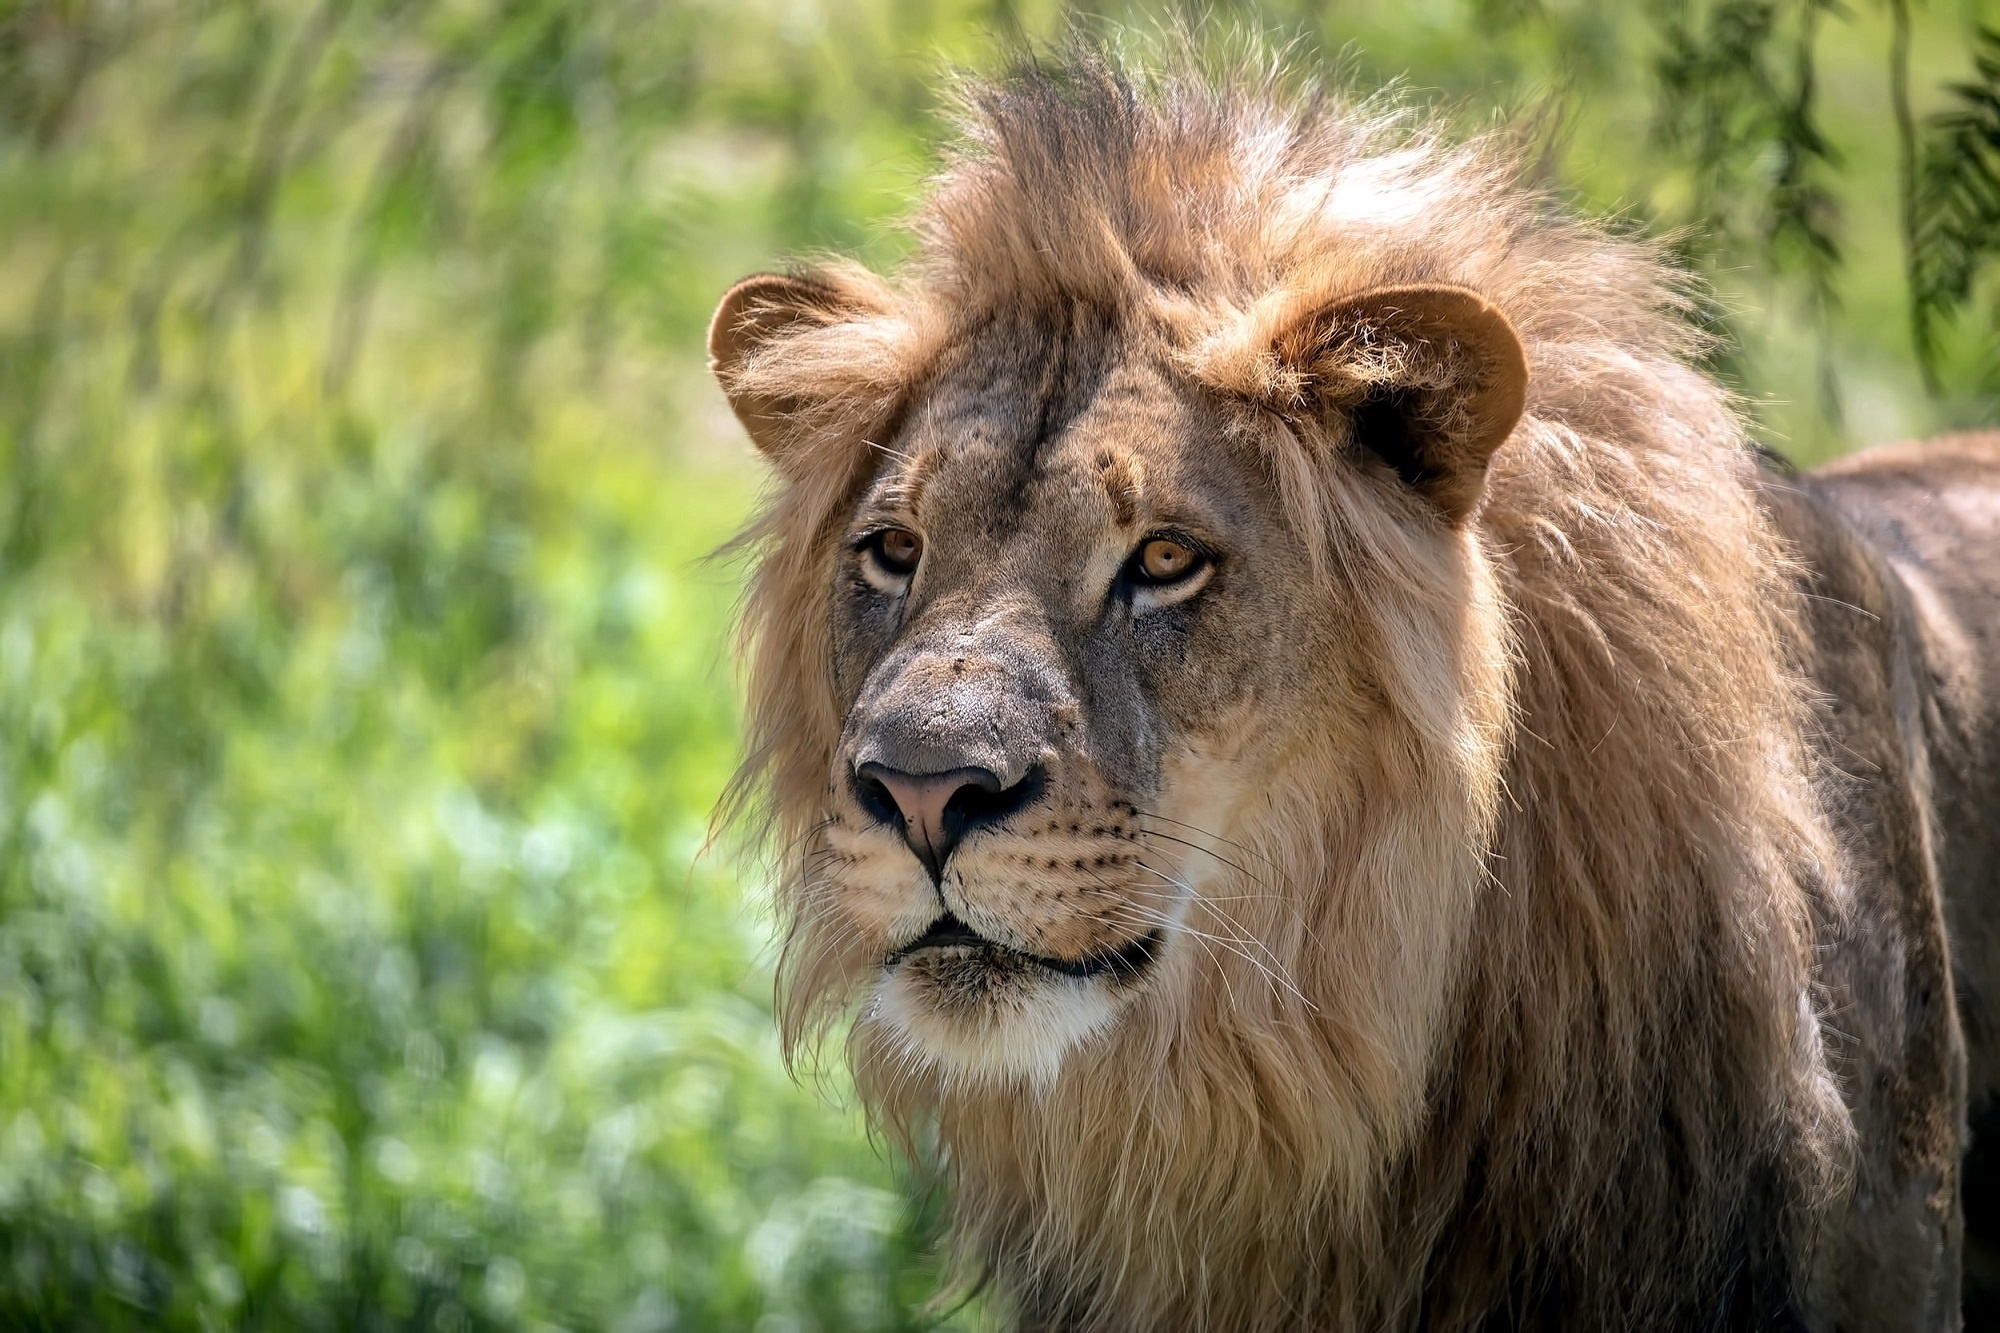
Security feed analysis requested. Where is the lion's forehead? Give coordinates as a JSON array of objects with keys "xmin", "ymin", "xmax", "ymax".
[{"xmin": 882, "ymin": 349, "xmax": 1242, "ymax": 552}]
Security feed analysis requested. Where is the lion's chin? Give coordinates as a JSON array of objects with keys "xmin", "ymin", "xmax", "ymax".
[{"xmin": 865, "ymin": 917, "xmax": 1160, "ymax": 1085}]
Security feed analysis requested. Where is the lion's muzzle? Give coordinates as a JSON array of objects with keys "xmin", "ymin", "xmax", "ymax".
[{"xmin": 845, "ymin": 597, "xmax": 1073, "ymax": 878}]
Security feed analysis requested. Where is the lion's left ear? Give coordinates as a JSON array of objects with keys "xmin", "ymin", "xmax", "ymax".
[{"xmin": 1204, "ymin": 284, "xmax": 1528, "ymax": 524}]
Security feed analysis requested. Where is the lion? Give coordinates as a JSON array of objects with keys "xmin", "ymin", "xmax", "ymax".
[{"xmin": 706, "ymin": 51, "xmax": 2000, "ymax": 1331}]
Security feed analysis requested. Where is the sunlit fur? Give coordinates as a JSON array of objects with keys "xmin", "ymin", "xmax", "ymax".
[{"xmin": 719, "ymin": 52, "xmax": 1858, "ymax": 1330}]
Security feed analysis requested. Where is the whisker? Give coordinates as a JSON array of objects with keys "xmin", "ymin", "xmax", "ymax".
[
  {"xmin": 1100, "ymin": 894, "xmax": 1313, "ymax": 1012},
  {"xmin": 864, "ymin": 439, "xmax": 919, "ymax": 465},
  {"xmin": 1124, "ymin": 858, "xmax": 1315, "ymax": 976},
  {"xmin": 1129, "ymin": 816, "xmax": 1336, "ymax": 951},
  {"xmin": 1130, "ymin": 808, "xmax": 1296, "ymax": 879},
  {"xmin": 1096, "ymin": 899, "xmax": 1255, "ymax": 1015},
  {"xmin": 1109, "ymin": 861, "xmax": 1313, "ymax": 1008},
  {"xmin": 1129, "ymin": 826, "xmax": 1271, "ymax": 888},
  {"xmin": 1128, "ymin": 834, "xmax": 1329, "ymax": 957}
]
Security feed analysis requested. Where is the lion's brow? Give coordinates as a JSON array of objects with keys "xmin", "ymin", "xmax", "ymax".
[
  {"xmin": 1096, "ymin": 446, "xmax": 1143, "ymax": 526},
  {"xmin": 877, "ymin": 443, "xmax": 943, "ymax": 512}
]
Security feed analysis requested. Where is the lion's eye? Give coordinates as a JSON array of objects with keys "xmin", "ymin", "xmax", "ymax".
[
  {"xmin": 1121, "ymin": 532, "xmax": 1215, "ymax": 612},
  {"xmin": 1132, "ymin": 537, "xmax": 1201, "ymax": 585},
  {"xmin": 874, "ymin": 528, "xmax": 922, "ymax": 572},
  {"xmin": 860, "ymin": 527, "xmax": 923, "ymax": 590}
]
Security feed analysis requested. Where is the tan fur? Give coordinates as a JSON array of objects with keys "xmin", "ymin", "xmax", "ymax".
[{"xmin": 711, "ymin": 50, "xmax": 1993, "ymax": 1331}]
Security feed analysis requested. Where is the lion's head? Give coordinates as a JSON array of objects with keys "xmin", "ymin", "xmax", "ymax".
[
  {"xmin": 715, "ymin": 260, "xmax": 1520, "ymax": 1090},
  {"xmin": 710, "ymin": 52, "xmax": 1848, "ymax": 1330}
]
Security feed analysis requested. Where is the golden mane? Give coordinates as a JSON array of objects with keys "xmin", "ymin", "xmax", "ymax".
[{"xmin": 722, "ymin": 51, "xmax": 1857, "ymax": 1330}]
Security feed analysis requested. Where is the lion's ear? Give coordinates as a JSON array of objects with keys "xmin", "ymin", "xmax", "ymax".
[
  {"xmin": 707, "ymin": 271, "xmax": 905, "ymax": 467},
  {"xmin": 1213, "ymin": 284, "xmax": 1527, "ymax": 524}
]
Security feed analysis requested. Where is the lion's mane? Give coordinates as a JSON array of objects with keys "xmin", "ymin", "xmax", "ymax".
[{"xmin": 726, "ymin": 52, "xmax": 1856, "ymax": 1330}]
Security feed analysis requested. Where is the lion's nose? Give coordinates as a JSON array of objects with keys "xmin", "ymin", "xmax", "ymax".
[{"xmin": 854, "ymin": 761, "xmax": 1043, "ymax": 880}]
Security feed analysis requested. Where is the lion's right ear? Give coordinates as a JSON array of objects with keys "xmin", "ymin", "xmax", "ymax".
[{"xmin": 707, "ymin": 270, "xmax": 909, "ymax": 468}]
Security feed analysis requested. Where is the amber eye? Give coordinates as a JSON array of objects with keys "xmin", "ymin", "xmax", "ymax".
[
  {"xmin": 875, "ymin": 528, "xmax": 921, "ymax": 571},
  {"xmin": 1132, "ymin": 536, "xmax": 1202, "ymax": 585},
  {"xmin": 866, "ymin": 527, "xmax": 923, "ymax": 577}
]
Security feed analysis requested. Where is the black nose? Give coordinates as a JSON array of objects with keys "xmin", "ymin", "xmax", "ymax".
[{"xmin": 853, "ymin": 762, "xmax": 1044, "ymax": 879}]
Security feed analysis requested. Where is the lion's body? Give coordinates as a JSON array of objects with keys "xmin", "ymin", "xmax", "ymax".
[{"xmin": 709, "ymin": 52, "xmax": 2000, "ymax": 1331}]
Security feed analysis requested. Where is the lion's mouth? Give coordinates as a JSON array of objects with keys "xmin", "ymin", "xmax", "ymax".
[{"xmin": 887, "ymin": 913, "xmax": 1160, "ymax": 982}]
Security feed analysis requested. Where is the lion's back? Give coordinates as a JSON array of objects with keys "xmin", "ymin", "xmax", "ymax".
[
  {"xmin": 1808, "ymin": 434, "xmax": 2000, "ymax": 1095},
  {"xmin": 1794, "ymin": 431, "xmax": 2000, "ymax": 1324}
]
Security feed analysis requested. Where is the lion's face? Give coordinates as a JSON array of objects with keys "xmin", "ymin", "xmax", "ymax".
[
  {"xmin": 818, "ymin": 322, "xmax": 1325, "ymax": 1079},
  {"xmin": 712, "ymin": 270, "xmax": 1526, "ymax": 1088}
]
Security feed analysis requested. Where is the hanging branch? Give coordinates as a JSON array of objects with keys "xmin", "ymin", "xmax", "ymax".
[
  {"xmin": 1769, "ymin": 0, "xmax": 1843, "ymax": 418},
  {"xmin": 1907, "ymin": 26, "xmax": 2000, "ymax": 395},
  {"xmin": 1646, "ymin": 0, "xmax": 1846, "ymax": 407},
  {"xmin": 1887, "ymin": 0, "xmax": 1927, "ymax": 389}
]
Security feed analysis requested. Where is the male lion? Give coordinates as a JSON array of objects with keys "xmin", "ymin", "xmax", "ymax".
[{"xmin": 707, "ymin": 53, "xmax": 2000, "ymax": 1331}]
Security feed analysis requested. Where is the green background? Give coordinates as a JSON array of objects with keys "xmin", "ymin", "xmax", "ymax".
[{"xmin": 0, "ymin": 1, "xmax": 1993, "ymax": 1328}]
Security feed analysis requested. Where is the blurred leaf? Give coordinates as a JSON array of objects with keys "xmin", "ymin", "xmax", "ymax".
[{"xmin": 1910, "ymin": 25, "xmax": 2000, "ymax": 396}]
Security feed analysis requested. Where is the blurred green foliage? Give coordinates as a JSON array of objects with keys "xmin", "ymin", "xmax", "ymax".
[{"xmin": 0, "ymin": 1, "xmax": 1991, "ymax": 1329}]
